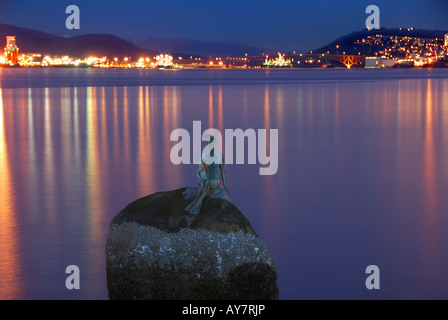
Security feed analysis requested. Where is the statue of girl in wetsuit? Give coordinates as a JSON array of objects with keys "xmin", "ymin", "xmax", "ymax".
[{"xmin": 185, "ymin": 136, "xmax": 229, "ymax": 215}]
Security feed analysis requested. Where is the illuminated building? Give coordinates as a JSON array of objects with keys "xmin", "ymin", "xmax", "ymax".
[
  {"xmin": 4, "ymin": 36, "xmax": 19, "ymax": 65},
  {"xmin": 156, "ymin": 54, "xmax": 173, "ymax": 67},
  {"xmin": 365, "ymin": 56, "xmax": 380, "ymax": 68},
  {"xmin": 264, "ymin": 52, "xmax": 291, "ymax": 67},
  {"xmin": 365, "ymin": 56, "xmax": 397, "ymax": 68},
  {"xmin": 445, "ymin": 34, "xmax": 448, "ymax": 47}
]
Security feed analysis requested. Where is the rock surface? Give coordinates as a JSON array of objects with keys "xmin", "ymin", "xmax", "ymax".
[{"xmin": 106, "ymin": 187, "xmax": 278, "ymax": 300}]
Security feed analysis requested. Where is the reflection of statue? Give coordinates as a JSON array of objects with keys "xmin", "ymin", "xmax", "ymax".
[{"xmin": 185, "ymin": 136, "xmax": 229, "ymax": 215}]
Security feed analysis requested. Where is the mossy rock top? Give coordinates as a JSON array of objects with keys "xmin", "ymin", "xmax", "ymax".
[{"xmin": 110, "ymin": 187, "xmax": 256, "ymax": 235}]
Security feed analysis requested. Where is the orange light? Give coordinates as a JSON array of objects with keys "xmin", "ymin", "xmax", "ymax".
[{"xmin": 209, "ymin": 61, "xmax": 213, "ymax": 65}]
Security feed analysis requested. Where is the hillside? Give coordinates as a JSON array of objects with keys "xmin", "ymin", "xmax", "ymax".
[
  {"xmin": 314, "ymin": 28, "xmax": 448, "ymax": 55},
  {"xmin": 0, "ymin": 24, "xmax": 159, "ymax": 59},
  {"xmin": 1, "ymin": 24, "xmax": 447, "ymax": 60},
  {"xmin": 130, "ymin": 37, "xmax": 264, "ymax": 58}
]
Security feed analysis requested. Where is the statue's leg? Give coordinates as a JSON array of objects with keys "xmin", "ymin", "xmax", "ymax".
[
  {"xmin": 185, "ymin": 199, "xmax": 195, "ymax": 211},
  {"xmin": 188, "ymin": 179, "xmax": 212, "ymax": 214},
  {"xmin": 185, "ymin": 192, "xmax": 200, "ymax": 211},
  {"xmin": 185, "ymin": 181, "xmax": 204, "ymax": 211},
  {"xmin": 186, "ymin": 170, "xmax": 207, "ymax": 211}
]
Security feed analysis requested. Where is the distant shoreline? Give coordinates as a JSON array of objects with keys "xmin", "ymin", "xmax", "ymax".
[{"xmin": 1, "ymin": 66, "xmax": 448, "ymax": 70}]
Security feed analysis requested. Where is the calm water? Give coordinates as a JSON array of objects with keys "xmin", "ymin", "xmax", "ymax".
[{"xmin": 1, "ymin": 68, "xmax": 448, "ymax": 300}]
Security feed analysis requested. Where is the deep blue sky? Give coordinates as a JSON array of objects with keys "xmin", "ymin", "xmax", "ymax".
[{"xmin": 1, "ymin": 0, "xmax": 447, "ymax": 51}]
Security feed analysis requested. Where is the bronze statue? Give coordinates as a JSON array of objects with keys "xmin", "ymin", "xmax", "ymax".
[{"xmin": 185, "ymin": 136, "xmax": 229, "ymax": 214}]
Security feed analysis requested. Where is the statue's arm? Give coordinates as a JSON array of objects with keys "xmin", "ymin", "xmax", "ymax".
[{"xmin": 197, "ymin": 159, "xmax": 206, "ymax": 186}]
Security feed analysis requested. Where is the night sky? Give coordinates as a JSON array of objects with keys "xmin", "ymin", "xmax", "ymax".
[{"xmin": 1, "ymin": 0, "xmax": 447, "ymax": 52}]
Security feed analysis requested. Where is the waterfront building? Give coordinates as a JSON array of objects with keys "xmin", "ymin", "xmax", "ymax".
[{"xmin": 4, "ymin": 36, "xmax": 19, "ymax": 65}]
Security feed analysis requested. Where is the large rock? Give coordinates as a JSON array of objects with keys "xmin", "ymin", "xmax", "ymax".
[{"xmin": 105, "ymin": 187, "xmax": 278, "ymax": 300}]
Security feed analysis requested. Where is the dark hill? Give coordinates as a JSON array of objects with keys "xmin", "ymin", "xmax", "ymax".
[
  {"xmin": 131, "ymin": 37, "xmax": 263, "ymax": 58},
  {"xmin": 314, "ymin": 28, "xmax": 448, "ymax": 55},
  {"xmin": 0, "ymin": 23, "xmax": 159, "ymax": 59}
]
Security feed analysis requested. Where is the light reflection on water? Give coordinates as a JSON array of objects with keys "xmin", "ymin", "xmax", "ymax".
[
  {"xmin": 0, "ymin": 71, "xmax": 448, "ymax": 299},
  {"xmin": 0, "ymin": 88, "xmax": 24, "ymax": 299}
]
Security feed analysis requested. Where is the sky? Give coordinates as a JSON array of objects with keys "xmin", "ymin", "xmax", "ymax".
[{"xmin": 0, "ymin": 0, "xmax": 447, "ymax": 52}]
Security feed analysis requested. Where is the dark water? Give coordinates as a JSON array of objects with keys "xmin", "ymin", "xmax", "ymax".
[{"xmin": 1, "ymin": 68, "xmax": 448, "ymax": 300}]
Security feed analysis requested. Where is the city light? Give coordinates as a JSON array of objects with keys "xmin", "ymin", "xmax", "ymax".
[
  {"xmin": 136, "ymin": 58, "xmax": 145, "ymax": 68},
  {"xmin": 1, "ymin": 33, "xmax": 447, "ymax": 70},
  {"xmin": 4, "ymin": 36, "xmax": 19, "ymax": 65},
  {"xmin": 264, "ymin": 52, "xmax": 291, "ymax": 67},
  {"xmin": 156, "ymin": 54, "xmax": 174, "ymax": 67}
]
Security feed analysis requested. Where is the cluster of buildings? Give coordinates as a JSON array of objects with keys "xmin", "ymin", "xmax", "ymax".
[
  {"xmin": 0, "ymin": 36, "xmax": 180, "ymax": 68},
  {"xmin": 264, "ymin": 53, "xmax": 292, "ymax": 67},
  {"xmin": 2, "ymin": 33, "xmax": 448, "ymax": 69},
  {"xmin": 361, "ymin": 31, "xmax": 448, "ymax": 68}
]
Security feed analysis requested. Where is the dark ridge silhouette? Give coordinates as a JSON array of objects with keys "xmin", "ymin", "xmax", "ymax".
[
  {"xmin": 130, "ymin": 37, "xmax": 264, "ymax": 58},
  {"xmin": 1, "ymin": 24, "xmax": 447, "ymax": 59},
  {"xmin": 0, "ymin": 23, "xmax": 159, "ymax": 59},
  {"xmin": 314, "ymin": 27, "xmax": 448, "ymax": 55}
]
